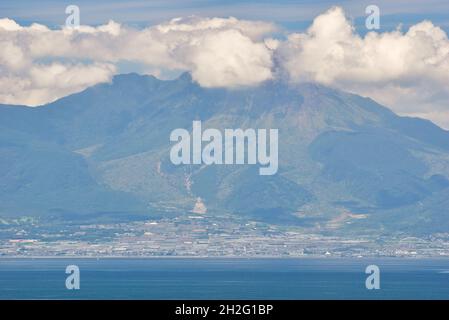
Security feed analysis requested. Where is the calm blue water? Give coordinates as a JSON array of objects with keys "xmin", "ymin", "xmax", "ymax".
[{"xmin": 0, "ymin": 258, "xmax": 448, "ymax": 299}]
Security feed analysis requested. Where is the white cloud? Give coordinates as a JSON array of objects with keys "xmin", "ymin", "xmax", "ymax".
[
  {"xmin": 179, "ymin": 29, "xmax": 273, "ymax": 87},
  {"xmin": 0, "ymin": 18, "xmax": 23, "ymax": 31},
  {"xmin": 0, "ymin": 19, "xmax": 119, "ymax": 105},
  {"xmin": 0, "ymin": 16, "xmax": 275, "ymax": 105},
  {"xmin": 1, "ymin": 9, "xmax": 449, "ymax": 129},
  {"xmin": 277, "ymin": 6, "xmax": 449, "ymax": 128},
  {"xmin": 0, "ymin": 62, "xmax": 115, "ymax": 106}
]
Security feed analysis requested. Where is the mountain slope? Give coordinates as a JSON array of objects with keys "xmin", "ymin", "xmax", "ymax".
[{"xmin": 1, "ymin": 73, "xmax": 449, "ymax": 234}]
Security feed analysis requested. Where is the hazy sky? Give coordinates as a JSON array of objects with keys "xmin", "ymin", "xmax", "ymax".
[{"xmin": 2, "ymin": 0, "xmax": 449, "ymax": 33}]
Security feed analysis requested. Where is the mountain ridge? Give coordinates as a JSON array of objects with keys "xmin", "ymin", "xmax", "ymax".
[{"xmin": 1, "ymin": 73, "xmax": 449, "ymax": 235}]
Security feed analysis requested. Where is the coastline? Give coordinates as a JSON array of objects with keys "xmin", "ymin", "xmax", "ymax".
[{"xmin": 1, "ymin": 255, "xmax": 448, "ymax": 260}]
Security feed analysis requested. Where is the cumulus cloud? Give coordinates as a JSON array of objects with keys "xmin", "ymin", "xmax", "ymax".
[
  {"xmin": 277, "ymin": 7, "xmax": 449, "ymax": 128},
  {"xmin": 0, "ymin": 19, "xmax": 119, "ymax": 105},
  {"xmin": 180, "ymin": 29, "xmax": 273, "ymax": 87},
  {"xmin": 0, "ymin": 16, "xmax": 275, "ymax": 105},
  {"xmin": 1, "ymin": 9, "xmax": 449, "ymax": 128}
]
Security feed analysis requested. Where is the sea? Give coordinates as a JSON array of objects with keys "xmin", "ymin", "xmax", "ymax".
[{"xmin": 0, "ymin": 258, "xmax": 448, "ymax": 299}]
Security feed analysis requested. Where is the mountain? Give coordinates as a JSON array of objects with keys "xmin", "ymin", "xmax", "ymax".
[{"xmin": 1, "ymin": 72, "xmax": 449, "ymax": 235}]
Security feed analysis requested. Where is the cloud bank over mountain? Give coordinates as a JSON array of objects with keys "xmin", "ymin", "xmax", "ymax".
[
  {"xmin": 278, "ymin": 7, "xmax": 449, "ymax": 128},
  {"xmin": 1, "ymin": 7, "xmax": 449, "ymax": 127}
]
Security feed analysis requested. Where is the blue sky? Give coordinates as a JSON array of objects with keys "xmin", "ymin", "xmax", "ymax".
[{"xmin": 2, "ymin": 0, "xmax": 449, "ymax": 34}]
